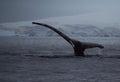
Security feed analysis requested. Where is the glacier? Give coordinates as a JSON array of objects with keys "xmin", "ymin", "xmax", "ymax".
[{"xmin": 0, "ymin": 12, "xmax": 120, "ymax": 37}]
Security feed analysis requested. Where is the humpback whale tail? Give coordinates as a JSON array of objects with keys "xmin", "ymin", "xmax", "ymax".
[{"xmin": 32, "ymin": 22, "xmax": 104, "ymax": 56}]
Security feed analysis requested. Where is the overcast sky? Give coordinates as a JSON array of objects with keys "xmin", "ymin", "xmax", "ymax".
[{"xmin": 0, "ymin": 0, "xmax": 120, "ymax": 23}]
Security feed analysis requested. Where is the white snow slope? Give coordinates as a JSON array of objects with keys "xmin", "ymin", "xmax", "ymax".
[{"xmin": 0, "ymin": 12, "xmax": 120, "ymax": 37}]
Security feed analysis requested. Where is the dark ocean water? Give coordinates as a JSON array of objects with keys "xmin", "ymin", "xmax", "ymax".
[
  {"xmin": 0, "ymin": 36, "xmax": 120, "ymax": 56},
  {"xmin": 0, "ymin": 36, "xmax": 120, "ymax": 82}
]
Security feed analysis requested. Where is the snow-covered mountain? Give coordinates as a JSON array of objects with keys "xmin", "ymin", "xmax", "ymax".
[{"xmin": 0, "ymin": 12, "xmax": 120, "ymax": 37}]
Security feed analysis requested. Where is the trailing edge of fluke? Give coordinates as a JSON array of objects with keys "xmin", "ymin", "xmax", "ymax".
[{"xmin": 32, "ymin": 22, "xmax": 104, "ymax": 56}]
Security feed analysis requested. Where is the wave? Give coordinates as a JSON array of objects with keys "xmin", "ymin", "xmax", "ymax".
[{"xmin": 12, "ymin": 54, "xmax": 120, "ymax": 59}]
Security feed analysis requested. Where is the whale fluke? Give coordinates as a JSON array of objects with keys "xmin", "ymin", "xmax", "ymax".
[{"xmin": 32, "ymin": 22, "xmax": 104, "ymax": 56}]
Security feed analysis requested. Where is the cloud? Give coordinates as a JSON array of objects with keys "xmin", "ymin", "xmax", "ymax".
[{"xmin": 0, "ymin": 0, "xmax": 120, "ymax": 23}]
